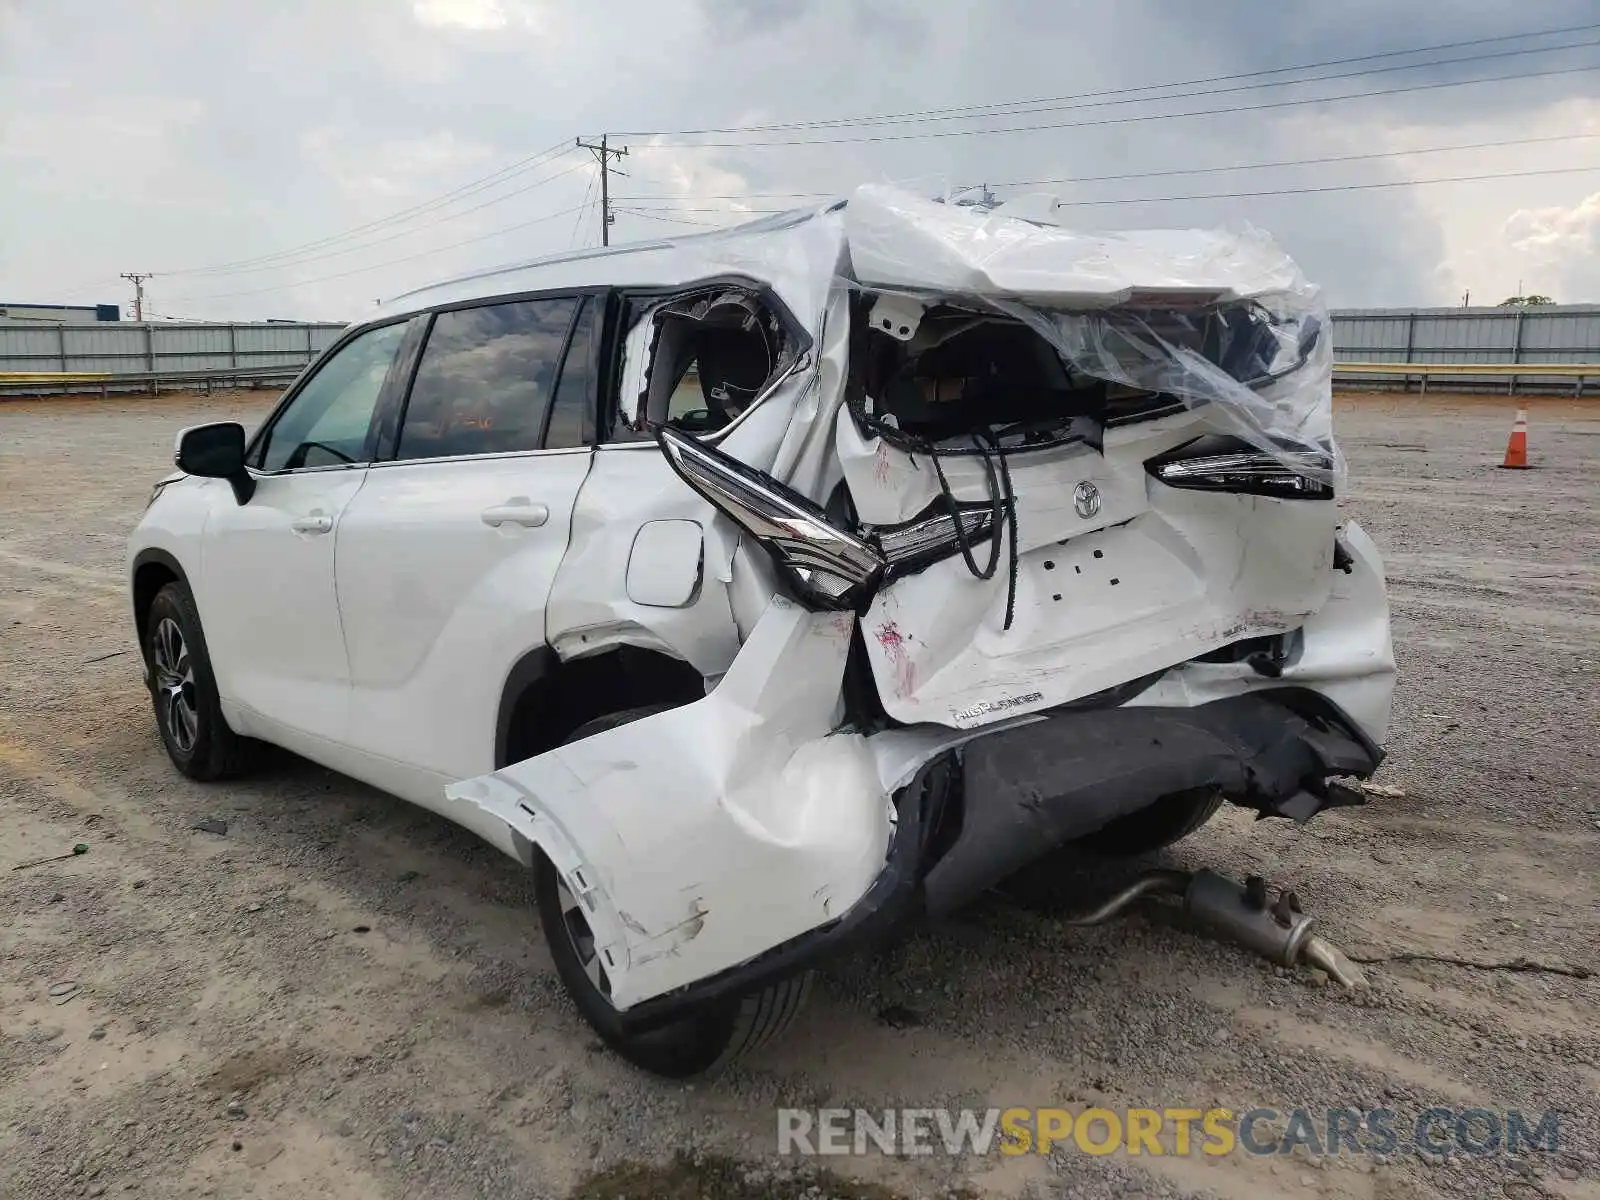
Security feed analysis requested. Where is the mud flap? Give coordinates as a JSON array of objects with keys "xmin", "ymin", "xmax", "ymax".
[{"xmin": 445, "ymin": 598, "xmax": 893, "ymax": 1010}]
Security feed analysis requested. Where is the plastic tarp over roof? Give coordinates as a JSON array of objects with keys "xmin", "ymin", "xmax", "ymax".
[
  {"xmin": 842, "ymin": 184, "xmax": 1307, "ymax": 306},
  {"xmin": 839, "ymin": 185, "xmax": 1338, "ymax": 486}
]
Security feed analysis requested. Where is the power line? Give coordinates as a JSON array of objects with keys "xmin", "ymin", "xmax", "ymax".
[
  {"xmin": 159, "ymin": 140, "xmax": 578, "ymax": 275},
  {"xmin": 569, "ymin": 170, "xmax": 599, "ymax": 248},
  {"xmin": 987, "ymin": 132, "xmax": 1600, "ymax": 189},
  {"xmin": 168, "ymin": 158, "xmax": 590, "ymax": 279},
  {"xmin": 632, "ymin": 60, "xmax": 1600, "ymax": 150},
  {"xmin": 615, "ymin": 22, "xmax": 1600, "ymax": 137},
  {"xmin": 616, "ymin": 187, "xmax": 835, "ymax": 201},
  {"xmin": 611, "ymin": 209, "xmax": 726, "ymax": 227},
  {"xmin": 1044, "ymin": 163, "xmax": 1600, "ymax": 206},
  {"xmin": 160, "ymin": 203, "xmax": 590, "ymax": 305},
  {"xmin": 620, "ymin": 131, "xmax": 1600, "ymax": 202},
  {"xmin": 621, "ymin": 162, "xmax": 1600, "ymax": 221},
  {"xmin": 621, "ymin": 205, "xmax": 788, "ymax": 214}
]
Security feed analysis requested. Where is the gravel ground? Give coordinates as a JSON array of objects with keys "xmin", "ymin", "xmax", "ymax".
[{"xmin": 0, "ymin": 390, "xmax": 1595, "ymax": 1200}]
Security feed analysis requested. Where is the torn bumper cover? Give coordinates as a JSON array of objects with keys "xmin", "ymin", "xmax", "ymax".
[
  {"xmin": 921, "ymin": 689, "xmax": 1380, "ymax": 917},
  {"xmin": 620, "ymin": 687, "xmax": 1377, "ymax": 1029},
  {"xmin": 451, "ymin": 622, "xmax": 1377, "ymax": 1030}
]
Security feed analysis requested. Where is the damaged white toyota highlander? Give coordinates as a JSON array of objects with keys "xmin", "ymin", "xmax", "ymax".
[{"xmin": 128, "ymin": 186, "xmax": 1396, "ymax": 1076}]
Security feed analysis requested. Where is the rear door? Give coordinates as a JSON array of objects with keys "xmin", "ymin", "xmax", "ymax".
[{"xmin": 334, "ymin": 292, "xmax": 600, "ymax": 781}]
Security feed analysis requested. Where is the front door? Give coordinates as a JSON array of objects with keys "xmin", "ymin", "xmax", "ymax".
[{"xmin": 198, "ymin": 318, "xmax": 415, "ymax": 741}]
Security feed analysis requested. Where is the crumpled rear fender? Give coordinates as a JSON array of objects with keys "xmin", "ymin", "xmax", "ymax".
[{"xmin": 444, "ymin": 598, "xmax": 893, "ymax": 1010}]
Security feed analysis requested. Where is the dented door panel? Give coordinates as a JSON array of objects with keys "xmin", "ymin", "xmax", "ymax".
[{"xmin": 446, "ymin": 599, "xmax": 893, "ymax": 1010}]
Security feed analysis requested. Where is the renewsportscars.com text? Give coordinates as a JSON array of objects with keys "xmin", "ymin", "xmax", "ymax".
[{"xmin": 777, "ymin": 1106, "xmax": 1563, "ymax": 1159}]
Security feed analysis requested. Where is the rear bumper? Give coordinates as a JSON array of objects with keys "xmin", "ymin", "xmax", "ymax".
[
  {"xmin": 616, "ymin": 686, "xmax": 1378, "ymax": 1029},
  {"xmin": 922, "ymin": 687, "xmax": 1379, "ymax": 915}
]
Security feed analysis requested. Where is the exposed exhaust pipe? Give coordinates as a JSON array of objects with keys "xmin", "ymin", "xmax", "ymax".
[{"xmin": 1066, "ymin": 868, "xmax": 1366, "ymax": 989}]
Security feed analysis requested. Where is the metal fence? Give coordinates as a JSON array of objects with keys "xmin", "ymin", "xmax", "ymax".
[
  {"xmin": 0, "ymin": 321, "xmax": 344, "ymax": 378},
  {"xmin": 5, "ymin": 308, "xmax": 1600, "ymax": 398},
  {"xmin": 1330, "ymin": 305, "xmax": 1600, "ymax": 393}
]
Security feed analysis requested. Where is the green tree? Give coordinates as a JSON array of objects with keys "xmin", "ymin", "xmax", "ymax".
[{"xmin": 1498, "ymin": 294, "xmax": 1555, "ymax": 307}]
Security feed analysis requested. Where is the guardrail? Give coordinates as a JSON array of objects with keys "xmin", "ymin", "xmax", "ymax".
[
  {"xmin": 1333, "ymin": 361, "xmax": 1600, "ymax": 396},
  {"xmin": 0, "ymin": 364, "xmax": 305, "ymax": 397},
  {"xmin": 8, "ymin": 360, "xmax": 1600, "ymax": 400}
]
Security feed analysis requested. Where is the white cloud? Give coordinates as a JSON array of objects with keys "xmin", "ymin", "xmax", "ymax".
[
  {"xmin": 412, "ymin": 0, "xmax": 511, "ymax": 31},
  {"xmin": 410, "ymin": 0, "xmax": 555, "ymax": 33},
  {"xmin": 1504, "ymin": 191, "xmax": 1600, "ymax": 302},
  {"xmin": 1506, "ymin": 191, "xmax": 1600, "ymax": 258}
]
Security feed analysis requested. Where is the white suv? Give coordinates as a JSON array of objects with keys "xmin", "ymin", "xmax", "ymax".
[{"xmin": 129, "ymin": 186, "xmax": 1396, "ymax": 1077}]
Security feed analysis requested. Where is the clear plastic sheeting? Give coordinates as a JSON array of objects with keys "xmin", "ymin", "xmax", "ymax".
[
  {"xmin": 844, "ymin": 184, "xmax": 1306, "ymax": 306},
  {"xmin": 840, "ymin": 184, "xmax": 1342, "ymax": 488},
  {"xmin": 993, "ymin": 293, "xmax": 1342, "ymax": 488}
]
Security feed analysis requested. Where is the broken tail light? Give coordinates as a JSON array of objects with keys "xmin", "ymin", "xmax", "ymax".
[
  {"xmin": 871, "ymin": 503, "xmax": 999, "ymax": 579},
  {"xmin": 657, "ymin": 427, "xmax": 885, "ymax": 610},
  {"xmin": 658, "ymin": 428, "xmax": 1010, "ymax": 611}
]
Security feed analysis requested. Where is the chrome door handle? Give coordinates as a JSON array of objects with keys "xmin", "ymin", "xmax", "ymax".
[
  {"xmin": 291, "ymin": 513, "xmax": 334, "ymax": 535},
  {"xmin": 481, "ymin": 499, "xmax": 549, "ymax": 529}
]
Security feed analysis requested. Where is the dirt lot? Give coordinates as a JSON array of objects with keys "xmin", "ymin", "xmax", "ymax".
[{"xmin": 1, "ymin": 390, "xmax": 1596, "ymax": 1200}]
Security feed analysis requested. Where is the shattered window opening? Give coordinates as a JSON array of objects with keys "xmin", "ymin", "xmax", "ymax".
[
  {"xmin": 848, "ymin": 298, "xmax": 1133, "ymax": 456},
  {"xmin": 614, "ymin": 287, "xmax": 798, "ymax": 440}
]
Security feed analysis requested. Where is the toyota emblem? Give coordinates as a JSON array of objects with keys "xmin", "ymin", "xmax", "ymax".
[{"xmin": 1074, "ymin": 481, "xmax": 1102, "ymax": 519}]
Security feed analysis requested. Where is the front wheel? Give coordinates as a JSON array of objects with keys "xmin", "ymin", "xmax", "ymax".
[
  {"xmin": 143, "ymin": 581, "xmax": 254, "ymax": 780},
  {"xmin": 534, "ymin": 706, "xmax": 813, "ymax": 1078}
]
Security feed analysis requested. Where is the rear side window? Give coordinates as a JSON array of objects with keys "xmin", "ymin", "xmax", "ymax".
[{"xmin": 395, "ymin": 297, "xmax": 580, "ymax": 461}]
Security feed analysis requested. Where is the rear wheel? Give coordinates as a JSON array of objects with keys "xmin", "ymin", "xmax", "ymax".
[
  {"xmin": 143, "ymin": 581, "xmax": 255, "ymax": 780},
  {"xmin": 1074, "ymin": 787, "xmax": 1225, "ymax": 857},
  {"xmin": 534, "ymin": 705, "xmax": 814, "ymax": 1078}
]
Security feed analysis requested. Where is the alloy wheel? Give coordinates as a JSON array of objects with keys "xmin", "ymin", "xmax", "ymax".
[
  {"xmin": 556, "ymin": 877, "xmax": 611, "ymax": 998},
  {"xmin": 151, "ymin": 616, "xmax": 199, "ymax": 754}
]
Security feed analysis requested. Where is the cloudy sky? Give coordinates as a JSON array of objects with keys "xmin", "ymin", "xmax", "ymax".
[{"xmin": 2, "ymin": 0, "xmax": 1598, "ymax": 322}]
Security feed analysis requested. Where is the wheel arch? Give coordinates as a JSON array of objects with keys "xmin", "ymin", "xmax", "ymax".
[
  {"xmin": 495, "ymin": 643, "xmax": 706, "ymax": 769},
  {"xmin": 131, "ymin": 548, "xmax": 191, "ymax": 650}
]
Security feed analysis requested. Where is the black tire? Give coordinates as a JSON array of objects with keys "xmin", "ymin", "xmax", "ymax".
[
  {"xmin": 535, "ymin": 705, "xmax": 814, "ymax": 1078},
  {"xmin": 143, "ymin": 581, "xmax": 254, "ymax": 781},
  {"xmin": 1074, "ymin": 787, "xmax": 1226, "ymax": 857}
]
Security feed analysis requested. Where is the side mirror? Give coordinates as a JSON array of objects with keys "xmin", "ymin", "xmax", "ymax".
[{"xmin": 175, "ymin": 423, "xmax": 255, "ymax": 504}]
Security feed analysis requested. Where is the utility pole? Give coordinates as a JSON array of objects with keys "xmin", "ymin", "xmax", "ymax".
[
  {"xmin": 120, "ymin": 272, "xmax": 152, "ymax": 322},
  {"xmin": 575, "ymin": 135, "xmax": 629, "ymax": 247}
]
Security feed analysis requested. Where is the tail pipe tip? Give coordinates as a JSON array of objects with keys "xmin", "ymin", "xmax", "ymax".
[{"xmin": 1067, "ymin": 867, "xmax": 1367, "ymax": 990}]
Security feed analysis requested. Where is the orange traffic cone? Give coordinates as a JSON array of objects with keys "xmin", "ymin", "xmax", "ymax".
[{"xmin": 1499, "ymin": 407, "xmax": 1531, "ymax": 469}]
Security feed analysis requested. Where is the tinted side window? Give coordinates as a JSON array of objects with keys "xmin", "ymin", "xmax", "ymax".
[
  {"xmin": 395, "ymin": 297, "xmax": 579, "ymax": 461},
  {"xmin": 544, "ymin": 297, "xmax": 595, "ymax": 450},
  {"xmin": 256, "ymin": 321, "xmax": 409, "ymax": 472}
]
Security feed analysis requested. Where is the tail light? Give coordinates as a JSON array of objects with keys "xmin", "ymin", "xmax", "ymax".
[
  {"xmin": 658, "ymin": 428, "xmax": 1007, "ymax": 611},
  {"xmin": 658, "ymin": 427, "xmax": 884, "ymax": 610},
  {"xmin": 1149, "ymin": 439, "xmax": 1333, "ymax": 500},
  {"xmin": 872, "ymin": 503, "xmax": 998, "ymax": 578}
]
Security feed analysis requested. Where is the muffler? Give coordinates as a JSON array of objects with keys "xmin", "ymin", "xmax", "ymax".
[{"xmin": 1066, "ymin": 868, "xmax": 1366, "ymax": 989}]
